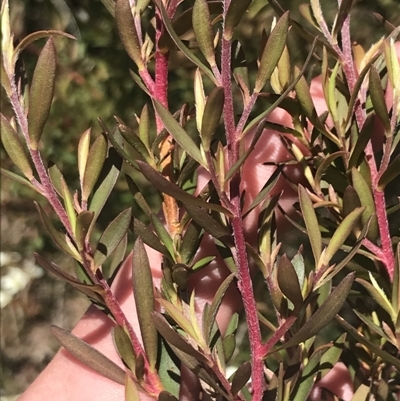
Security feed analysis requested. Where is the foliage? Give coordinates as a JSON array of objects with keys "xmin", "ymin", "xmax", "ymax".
[{"xmin": 1, "ymin": 0, "xmax": 400, "ymax": 400}]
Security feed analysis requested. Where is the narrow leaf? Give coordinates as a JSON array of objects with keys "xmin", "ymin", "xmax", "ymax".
[
  {"xmin": 75, "ymin": 211, "xmax": 95, "ymax": 252},
  {"xmin": 35, "ymin": 202, "xmax": 81, "ymax": 261},
  {"xmin": 132, "ymin": 238, "xmax": 158, "ymax": 369},
  {"xmin": 28, "ymin": 38, "xmax": 56, "ymax": 149},
  {"xmin": 369, "ymin": 66, "xmax": 390, "ymax": 132},
  {"xmin": 82, "ymin": 133, "xmax": 108, "ymax": 202},
  {"xmin": 193, "ymin": 0, "xmax": 216, "ymax": 68},
  {"xmin": 255, "ymin": 12, "xmax": 289, "ymax": 93},
  {"xmin": 137, "ymin": 161, "xmax": 231, "ymax": 215},
  {"xmin": 292, "ymin": 350, "xmax": 321, "ymax": 401},
  {"xmin": 115, "ymin": 0, "xmax": 144, "ymax": 70},
  {"xmin": 113, "ymin": 325, "xmax": 136, "ymax": 372},
  {"xmin": 223, "ymin": 0, "xmax": 252, "ymax": 41},
  {"xmin": 125, "ymin": 374, "xmax": 140, "ymax": 401},
  {"xmin": 94, "ymin": 208, "xmax": 132, "ymax": 267},
  {"xmin": 201, "ymin": 87, "xmax": 224, "ymax": 151},
  {"xmin": 153, "ymin": 101, "xmax": 205, "ymax": 167},
  {"xmin": 78, "ymin": 128, "xmax": 91, "ymax": 188},
  {"xmin": 0, "ymin": 168, "xmax": 39, "ymax": 193},
  {"xmin": 133, "ymin": 218, "xmax": 168, "ymax": 255},
  {"xmin": 51, "ymin": 325, "xmax": 126, "ymax": 385},
  {"xmin": 272, "ymin": 273, "xmax": 355, "ymax": 351},
  {"xmin": 277, "ymin": 255, "xmax": 303, "ymax": 309},
  {"xmin": 320, "ymin": 207, "xmax": 364, "ymax": 267},
  {"xmin": 204, "ymin": 273, "xmax": 235, "ymax": 344},
  {"xmin": 231, "ymin": 362, "xmax": 251, "ymax": 396},
  {"xmin": 378, "ymin": 152, "xmax": 400, "ymax": 190},
  {"xmin": 0, "ymin": 114, "xmax": 33, "ymax": 180},
  {"xmin": 299, "ymin": 185, "xmax": 321, "ymax": 263},
  {"xmin": 348, "ymin": 114, "xmax": 374, "ymax": 169},
  {"xmin": 351, "ymin": 168, "xmax": 378, "ymax": 240},
  {"xmin": 336, "ymin": 315, "xmax": 400, "ymax": 369}
]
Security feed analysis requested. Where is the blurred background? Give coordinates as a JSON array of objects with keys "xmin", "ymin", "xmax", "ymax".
[{"xmin": 1, "ymin": 0, "xmax": 400, "ymax": 399}]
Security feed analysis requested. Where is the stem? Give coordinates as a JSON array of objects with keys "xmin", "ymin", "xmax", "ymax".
[{"xmin": 261, "ymin": 315, "xmax": 297, "ymax": 355}]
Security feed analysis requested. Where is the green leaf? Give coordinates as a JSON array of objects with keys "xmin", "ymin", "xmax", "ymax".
[
  {"xmin": 179, "ymin": 221, "xmax": 203, "ymax": 265},
  {"xmin": 356, "ymin": 273, "xmax": 394, "ymax": 319},
  {"xmin": 153, "ymin": 100, "xmax": 205, "ymax": 167},
  {"xmin": 350, "ymin": 384, "xmax": 370, "ymax": 401},
  {"xmin": 157, "ymin": 337, "xmax": 180, "ymax": 398},
  {"xmin": 137, "ymin": 161, "xmax": 231, "ymax": 215},
  {"xmin": 82, "ymin": 133, "xmax": 108, "ymax": 203},
  {"xmin": 34, "ymin": 253, "xmax": 104, "ymax": 302},
  {"xmin": 75, "ymin": 211, "xmax": 94, "ymax": 252},
  {"xmin": 223, "ymin": 0, "xmax": 252, "ymax": 41},
  {"xmin": 89, "ymin": 147, "xmax": 122, "ymax": 221},
  {"xmin": 254, "ymin": 12, "xmax": 289, "ymax": 93},
  {"xmin": 93, "ymin": 208, "xmax": 132, "ymax": 267},
  {"xmin": 115, "ymin": 0, "xmax": 144, "ymax": 70},
  {"xmin": 152, "ymin": 312, "xmax": 208, "ymax": 362},
  {"xmin": 193, "ymin": 0, "xmax": 216, "ymax": 68},
  {"xmin": 351, "ymin": 168, "xmax": 378, "ymax": 241},
  {"xmin": 150, "ymin": 213, "xmax": 175, "ymax": 261},
  {"xmin": 132, "ymin": 238, "xmax": 158, "ymax": 369},
  {"xmin": 272, "ymin": 273, "xmax": 355, "ymax": 351},
  {"xmin": 0, "ymin": 114, "xmax": 33, "ymax": 180},
  {"xmin": 277, "ymin": 254, "xmax": 303, "ymax": 309},
  {"xmin": 51, "ymin": 325, "xmax": 126, "ymax": 385},
  {"xmin": 348, "ymin": 114, "xmax": 374, "ymax": 169},
  {"xmin": 369, "ymin": 65, "xmax": 391, "ymax": 133},
  {"xmin": 292, "ymin": 350, "xmax": 321, "ymax": 401},
  {"xmin": 222, "ymin": 333, "xmax": 235, "ymax": 362},
  {"xmin": 319, "ymin": 333, "xmax": 346, "ymax": 378},
  {"xmin": 203, "ymin": 273, "xmax": 235, "ymax": 344},
  {"xmin": 13, "ymin": 30, "xmax": 76, "ymax": 63},
  {"xmin": 231, "ymin": 362, "xmax": 251, "ymax": 396},
  {"xmin": 113, "ymin": 325, "xmax": 136, "ymax": 372},
  {"xmin": 138, "ymin": 104, "xmax": 151, "ymax": 151},
  {"xmin": 319, "ymin": 207, "xmax": 364, "ymax": 268},
  {"xmin": 156, "ymin": 0, "xmax": 215, "ymax": 83},
  {"xmin": 314, "ymin": 151, "xmax": 347, "ymax": 194},
  {"xmin": 28, "ymin": 38, "xmax": 56, "ymax": 150},
  {"xmin": 35, "ymin": 202, "xmax": 81, "ymax": 261},
  {"xmin": 392, "ymin": 244, "xmax": 400, "ymax": 315},
  {"xmin": 298, "ymin": 185, "xmax": 321, "ymax": 264},
  {"xmin": 201, "ymin": 87, "xmax": 224, "ymax": 151},
  {"xmin": 336, "ymin": 315, "xmax": 400, "ymax": 370},
  {"xmin": 125, "ymin": 375, "xmax": 140, "ymax": 401},
  {"xmin": 0, "ymin": 168, "xmax": 39, "ymax": 193},
  {"xmin": 378, "ymin": 152, "xmax": 400, "ymax": 190}
]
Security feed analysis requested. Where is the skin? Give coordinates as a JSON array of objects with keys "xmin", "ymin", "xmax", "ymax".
[{"xmin": 18, "ymin": 75, "xmax": 361, "ymax": 401}]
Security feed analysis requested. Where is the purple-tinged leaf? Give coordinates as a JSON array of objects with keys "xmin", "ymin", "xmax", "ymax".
[
  {"xmin": 94, "ymin": 208, "xmax": 132, "ymax": 267},
  {"xmin": 0, "ymin": 114, "xmax": 33, "ymax": 180},
  {"xmin": 82, "ymin": 133, "xmax": 108, "ymax": 203},
  {"xmin": 115, "ymin": 0, "xmax": 144, "ymax": 70},
  {"xmin": 336, "ymin": 315, "xmax": 400, "ymax": 369},
  {"xmin": 137, "ymin": 161, "xmax": 231, "ymax": 215},
  {"xmin": 378, "ymin": 152, "xmax": 400, "ymax": 190},
  {"xmin": 277, "ymin": 255, "xmax": 303, "ymax": 309},
  {"xmin": 193, "ymin": 0, "xmax": 216, "ymax": 69},
  {"xmin": 272, "ymin": 273, "xmax": 355, "ymax": 351},
  {"xmin": 133, "ymin": 218, "xmax": 168, "ymax": 255},
  {"xmin": 132, "ymin": 238, "xmax": 158, "ymax": 369},
  {"xmin": 75, "ymin": 211, "xmax": 94, "ymax": 252},
  {"xmin": 28, "ymin": 38, "xmax": 56, "ymax": 150},
  {"xmin": 51, "ymin": 325, "xmax": 126, "ymax": 385},
  {"xmin": 201, "ymin": 87, "xmax": 224, "ymax": 151},
  {"xmin": 158, "ymin": 391, "xmax": 179, "ymax": 401},
  {"xmin": 255, "ymin": 12, "xmax": 289, "ymax": 93},
  {"xmin": 34, "ymin": 253, "xmax": 104, "ymax": 301},
  {"xmin": 223, "ymin": 0, "xmax": 252, "ymax": 41},
  {"xmin": 231, "ymin": 362, "xmax": 251, "ymax": 396},
  {"xmin": 35, "ymin": 202, "xmax": 81, "ymax": 261}
]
